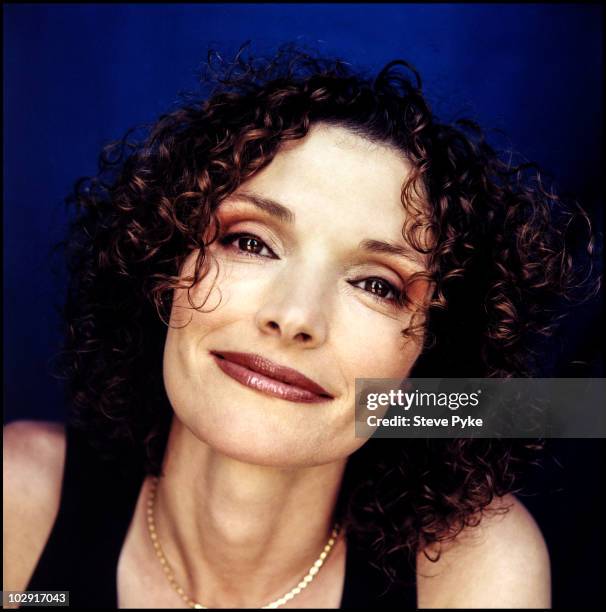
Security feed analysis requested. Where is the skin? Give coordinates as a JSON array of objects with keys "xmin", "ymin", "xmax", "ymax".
[
  {"xmin": 3, "ymin": 124, "xmax": 551, "ymax": 608},
  {"xmin": 152, "ymin": 124, "xmax": 430, "ymax": 606}
]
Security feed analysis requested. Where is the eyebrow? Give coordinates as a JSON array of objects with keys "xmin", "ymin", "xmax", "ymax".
[
  {"xmin": 358, "ymin": 239, "xmax": 426, "ymax": 268},
  {"xmin": 229, "ymin": 191, "xmax": 426, "ymax": 268},
  {"xmin": 232, "ymin": 192, "xmax": 295, "ymax": 224}
]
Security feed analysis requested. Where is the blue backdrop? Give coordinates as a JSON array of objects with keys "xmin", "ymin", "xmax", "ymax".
[
  {"xmin": 4, "ymin": 3, "xmax": 603, "ymax": 424},
  {"xmin": 3, "ymin": 4, "xmax": 605, "ymax": 607}
]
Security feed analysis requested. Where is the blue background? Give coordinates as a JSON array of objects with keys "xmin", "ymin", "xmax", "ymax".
[
  {"xmin": 3, "ymin": 3, "xmax": 605, "ymax": 607},
  {"xmin": 4, "ymin": 3, "xmax": 603, "ymax": 425}
]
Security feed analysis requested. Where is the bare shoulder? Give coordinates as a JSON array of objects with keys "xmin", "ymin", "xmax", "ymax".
[
  {"xmin": 3, "ymin": 420, "xmax": 67, "ymax": 592},
  {"xmin": 416, "ymin": 494, "xmax": 551, "ymax": 608}
]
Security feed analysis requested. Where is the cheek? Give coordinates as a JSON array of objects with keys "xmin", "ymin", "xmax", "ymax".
[
  {"xmin": 332, "ymin": 301, "xmax": 423, "ymax": 381},
  {"xmin": 165, "ymin": 255, "xmax": 265, "ymax": 382},
  {"xmin": 168, "ymin": 253, "xmax": 247, "ymax": 324}
]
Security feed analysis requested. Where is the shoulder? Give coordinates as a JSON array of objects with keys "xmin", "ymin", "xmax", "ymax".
[
  {"xmin": 3, "ymin": 420, "xmax": 66, "ymax": 488},
  {"xmin": 416, "ymin": 493, "xmax": 551, "ymax": 608},
  {"xmin": 3, "ymin": 420, "xmax": 67, "ymax": 591}
]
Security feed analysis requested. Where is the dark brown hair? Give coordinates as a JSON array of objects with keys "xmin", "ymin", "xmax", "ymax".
[{"xmin": 58, "ymin": 44, "xmax": 598, "ymax": 581}]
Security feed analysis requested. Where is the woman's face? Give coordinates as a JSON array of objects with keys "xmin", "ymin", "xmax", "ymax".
[{"xmin": 163, "ymin": 124, "xmax": 431, "ymax": 467}]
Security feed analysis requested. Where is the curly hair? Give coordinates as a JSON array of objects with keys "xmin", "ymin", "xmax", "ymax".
[{"xmin": 56, "ymin": 43, "xmax": 598, "ymax": 582}]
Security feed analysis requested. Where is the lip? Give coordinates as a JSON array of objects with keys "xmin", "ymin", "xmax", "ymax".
[{"xmin": 210, "ymin": 350, "xmax": 334, "ymax": 403}]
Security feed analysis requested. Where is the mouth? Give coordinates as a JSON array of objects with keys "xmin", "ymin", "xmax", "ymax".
[{"xmin": 210, "ymin": 351, "xmax": 334, "ymax": 404}]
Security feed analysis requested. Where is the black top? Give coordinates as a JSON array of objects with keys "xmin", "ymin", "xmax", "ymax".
[{"xmin": 26, "ymin": 424, "xmax": 417, "ymax": 608}]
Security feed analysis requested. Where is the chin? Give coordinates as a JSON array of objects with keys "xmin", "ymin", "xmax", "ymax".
[
  {"xmin": 172, "ymin": 393, "xmax": 359, "ymax": 468},
  {"xmin": 185, "ymin": 415, "xmax": 336, "ymax": 468}
]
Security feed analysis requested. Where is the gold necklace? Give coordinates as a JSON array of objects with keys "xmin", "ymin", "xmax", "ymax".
[{"xmin": 146, "ymin": 476, "xmax": 340, "ymax": 609}]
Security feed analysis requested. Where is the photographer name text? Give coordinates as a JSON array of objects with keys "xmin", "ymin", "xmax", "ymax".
[{"xmin": 366, "ymin": 414, "xmax": 484, "ymax": 429}]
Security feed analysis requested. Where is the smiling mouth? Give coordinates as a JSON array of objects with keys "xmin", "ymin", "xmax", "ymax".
[{"xmin": 211, "ymin": 352, "xmax": 333, "ymax": 404}]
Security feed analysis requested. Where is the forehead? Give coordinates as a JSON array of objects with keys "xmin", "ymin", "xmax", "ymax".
[
  {"xmin": 221, "ymin": 124, "xmax": 429, "ymax": 269},
  {"xmin": 268, "ymin": 124, "xmax": 411, "ymax": 211}
]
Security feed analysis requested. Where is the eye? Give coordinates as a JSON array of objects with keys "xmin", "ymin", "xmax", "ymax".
[
  {"xmin": 217, "ymin": 232, "xmax": 409, "ymax": 309},
  {"xmin": 349, "ymin": 277, "xmax": 409, "ymax": 309},
  {"xmin": 217, "ymin": 232, "xmax": 278, "ymax": 259}
]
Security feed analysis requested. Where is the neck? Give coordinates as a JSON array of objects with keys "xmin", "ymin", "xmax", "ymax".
[{"xmin": 150, "ymin": 416, "xmax": 347, "ymax": 607}]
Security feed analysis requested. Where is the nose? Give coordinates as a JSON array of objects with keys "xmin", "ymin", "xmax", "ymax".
[{"xmin": 254, "ymin": 264, "xmax": 330, "ymax": 348}]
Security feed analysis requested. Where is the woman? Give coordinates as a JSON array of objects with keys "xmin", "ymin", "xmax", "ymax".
[{"xmin": 4, "ymin": 45, "xmax": 593, "ymax": 608}]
